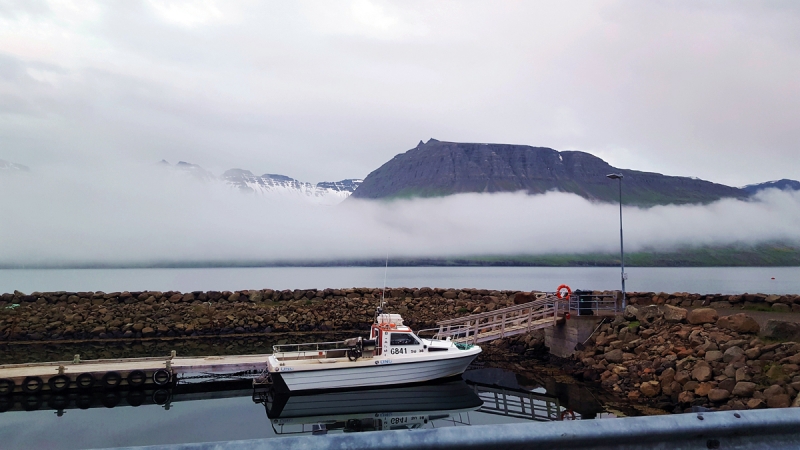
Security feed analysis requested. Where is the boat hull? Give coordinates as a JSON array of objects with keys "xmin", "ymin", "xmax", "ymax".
[{"xmin": 273, "ymin": 350, "xmax": 480, "ymax": 392}]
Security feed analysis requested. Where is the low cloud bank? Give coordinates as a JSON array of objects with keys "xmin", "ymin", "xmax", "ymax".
[{"xmin": 1, "ymin": 165, "xmax": 798, "ymax": 266}]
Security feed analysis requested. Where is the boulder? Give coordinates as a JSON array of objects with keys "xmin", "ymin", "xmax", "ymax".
[
  {"xmin": 604, "ymin": 349, "xmax": 624, "ymax": 364},
  {"xmin": 705, "ymin": 350, "xmax": 724, "ymax": 362},
  {"xmin": 635, "ymin": 305, "xmax": 661, "ymax": 324},
  {"xmin": 692, "ymin": 362, "xmax": 713, "ymax": 382},
  {"xmin": 640, "ymin": 381, "xmax": 660, "ymax": 397},
  {"xmin": 747, "ymin": 398, "xmax": 766, "ymax": 409},
  {"xmin": 767, "ymin": 394, "xmax": 791, "ymax": 408},
  {"xmin": 695, "ymin": 382, "xmax": 714, "ymax": 397},
  {"xmin": 732, "ymin": 382, "xmax": 757, "ymax": 397},
  {"xmin": 687, "ymin": 308, "xmax": 718, "ymax": 325},
  {"xmin": 723, "ymin": 346, "xmax": 745, "ymax": 363},
  {"xmin": 678, "ymin": 391, "xmax": 695, "ymax": 404},
  {"xmin": 659, "ymin": 304, "xmax": 688, "ymax": 323},
  {"xmin": 717, "ymin": 314, "xmax": 760, "ymax": 334},
  {"xmin": 623, "ymin": 305, "xmax": 638, "ymax": 321},
  {"xmin": 762, "ymin": 320, "xmax": 800, "ymax": 342},
  {"xmin": 708, "ymin": 389, "xmax": 731, "ymax": 402}
]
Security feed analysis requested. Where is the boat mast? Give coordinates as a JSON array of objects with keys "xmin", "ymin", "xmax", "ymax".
[{"xmin": 380, "ymin": 249, "xmax": 389, "ymax": 314}]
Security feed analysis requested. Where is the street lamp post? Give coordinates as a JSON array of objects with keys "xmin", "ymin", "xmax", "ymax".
[{"xmin": 606, "ymin": 173, "xmax": 626, "ymax": 310}]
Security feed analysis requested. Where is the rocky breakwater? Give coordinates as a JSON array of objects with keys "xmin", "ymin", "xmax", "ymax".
[
  {"xmin": 571, "ymin": 304, "xmax": 800, "ymax": 412},
  {"xmin": 0, "ymin": 288, "xmax": 515, "ymax": 342},
  {"xmin": 626, "ymin": 291, "xmax": 800, "ymax": 313}
]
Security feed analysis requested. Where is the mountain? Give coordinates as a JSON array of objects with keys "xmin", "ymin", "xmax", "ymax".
[
  {"xmin": 742, "ymin": 179, "xmax": 800, "ymax": 195},
  {"xmin": 0, "ymin": 159, "xmax": 30, "ymax": 172},
  {"xmin": 222, "ymin": 169, "xmax": 362, "ymax": 205},
  {"xmin": 350, "ymin": 139, "xmax": 749, "ymax": 206}
]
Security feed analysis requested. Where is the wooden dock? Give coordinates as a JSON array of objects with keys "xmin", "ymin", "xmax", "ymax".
[{"xmin": 0, "ymin": 353, "xmax": 270, "ymax": 395}]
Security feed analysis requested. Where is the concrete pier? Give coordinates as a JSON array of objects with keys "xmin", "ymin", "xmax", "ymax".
[{"xmin": 544, "ymin": 316, "xmax": 603, "ymax": 358}]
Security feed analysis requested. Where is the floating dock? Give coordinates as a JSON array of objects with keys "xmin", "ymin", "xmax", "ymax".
[{"xmin": 0, "ymin": 353, "xmax": 269, "ymax": 394}]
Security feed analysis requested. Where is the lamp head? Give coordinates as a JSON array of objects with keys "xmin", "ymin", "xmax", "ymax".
[{"xmin": 606, "ymin": 173, "xmax": 623, "ymax": 180}]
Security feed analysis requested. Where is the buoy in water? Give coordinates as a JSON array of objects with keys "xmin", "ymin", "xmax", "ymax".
[{"xmin": 772, "ymin": 277, "xmax": 776, "ymax": 280}]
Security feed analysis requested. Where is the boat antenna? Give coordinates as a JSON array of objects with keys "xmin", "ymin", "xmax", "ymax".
[{"xmin": 380, "ymin": 248, "xmax": 389, "ymax": 314}]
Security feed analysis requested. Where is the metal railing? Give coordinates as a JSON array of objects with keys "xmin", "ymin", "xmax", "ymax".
[
  {"xmin": 567, "ymin": 293, "xmax": 619, "ymax": 316},
  {"xmin": 116, "ymin": 408, "xmax": 800, "ymax": 449},
  {"xmin": 272, "ymin": 341, "xmax": 355, "ymax": 360},
  {"xmin": 434, "ymin": 297, "xmax": 565, "ymax": 345}
]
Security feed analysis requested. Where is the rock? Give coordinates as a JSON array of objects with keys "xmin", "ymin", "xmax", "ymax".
[
  {"xmin": 793, "ymin": 393, "xmax": 800, "ymax": 408},
  {"xmin": 692, "ymin": 362, "xmax": 713, "ymax": 382},
  {"xmin": 635, "ymin": 305, "xmax": 661, "ymax": 324},
  {"xmin": 229, "ymin": 292, "xmax": 241, "ymax": 302},
  {"xmin": 717, "ymin": 314, "xmax": 760, "ymax": 334},
  {"xmin": 695, "ymin": 382, "xmax": 714, "ymax": 397},
  {"xmin": 708, "ymin": 389, "xmax": 731, "ymax": 402},
  {"xmin": 735, "ymin": 367, "xmax": 752, "ymax": 382},
  {"xmin": 278, "ymin": 316, "xmax": 289, "ymax": 323},
  {"xmin": 745, "ymin": 347, "xmax": 762, "ymax": 359},
  {"xmin": 604, "ymin": 349, "xmax": 624, "ymax": 364},
  {"xmin": 767, "ymin": 394, "xmax": 791, "ymax": 408},
  {"xmin": 772, "ymin": 303, "xmax": 791, "ymax": 313},
  {"xmin": 765, "ymin": 294, "xmax": 782, "ymax": 304},
  {"xmin": 705, "ymin": 350, "xmax": 724, "ymax": 362},
  {"xmin": 90, "ymin": 326, "xmax": 106, "ymax": 335},
  {"xmin": 687, "ymin": 308, "xmax": 718, "ymax": 325},
  {"xmin": 732, "ymin": 382, "xmax": 757, "ymax": 397},
  {"xmin": 623, "ymin": 305, "xmax": 638, "ymax": 321},
  {"xmin": 762, "ymin": 320, "xmax": 800, "ymax": 342},
  {"xmin": 747, "ymin": 398, "xmax": 766, "ymax": 409},
  {"xmin": 659, "ymin": 304, "xmax": 688, "ymax": 323},
  {"xmin": 640, "ymin": 381, "xmax": 660, "ymax": 397},
  {"xmin": 141, "ymin": 327, "xmax": 155, "ymax": 337},
  {"xmin": 723, "ymin": 346, "xmax": 745, "ymax": 363},
  {"xmin": 678, "ymin": 391, "xmax": 695, "ymax": 404}
]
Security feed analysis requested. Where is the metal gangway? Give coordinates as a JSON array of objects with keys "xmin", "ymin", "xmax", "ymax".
[
  {"xmin": 431, "ymin": 290, "xmax": 621, "ymax": 346},
  {"xmin": 469, "ymin": 382, "xmax": 569, "ymax": 422},
  {"xmin": 433, "ymin": 296, "xmax": 566, "ymax": 345}
]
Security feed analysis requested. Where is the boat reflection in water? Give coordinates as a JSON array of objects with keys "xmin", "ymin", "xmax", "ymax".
[{"xmin": 254, "ymin": 380, "xmax": 484, "ymax": 435}]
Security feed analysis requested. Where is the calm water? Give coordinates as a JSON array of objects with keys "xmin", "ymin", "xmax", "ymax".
[
  {"xmin": 1, "ymin": 266, "xmax": 799, "ymax": 295},
  {"xmin": 0, "ymin": 365, "xmax": 616, "ymax": 449}
]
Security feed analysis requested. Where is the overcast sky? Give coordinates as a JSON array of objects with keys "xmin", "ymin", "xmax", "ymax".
[{"xmin": 1, "ymin": 1, "xmax": 799, "ymax": 185}]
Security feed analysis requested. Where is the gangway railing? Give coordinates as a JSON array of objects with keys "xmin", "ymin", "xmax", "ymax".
[
  {"xmin": 568, "ymin": 292, "xmax": 619, "ymax": 316},
  {"xmin": 434, "ymin": 296, "xmax": 566, "ymax": 345},
  {"xmin": 468, "ymin": 382, "xmax": 567, "ymax": 422}
]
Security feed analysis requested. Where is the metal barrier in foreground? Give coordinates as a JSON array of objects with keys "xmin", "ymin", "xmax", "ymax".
[{"xmin": 110, "ymin": 408, "xmax": 800, "ymax": 450}]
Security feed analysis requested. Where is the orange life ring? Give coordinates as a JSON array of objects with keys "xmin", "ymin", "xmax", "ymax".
[
  {"xmin": 556, "ymin": 284, "xmax": 572, "ymax": 299},
  {"xmin": 561, "ymin": 409, "xmax": 576, "ymax": 420},
  {"xmin": 389, "ymin": 323, "xmax": 396, "ymax": 328}
]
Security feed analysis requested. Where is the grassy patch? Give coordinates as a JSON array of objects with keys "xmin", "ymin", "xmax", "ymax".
[
  {"xmin": 743, "ymin": 304, "xmax": 777, "ymax": 313},
  {"xmin": 457, "ymin": 307, "xmax": 469, "ymax": 313},
  {"xmin": 628, "ymin": 321, "xmax": 640, "ymax": 329}
]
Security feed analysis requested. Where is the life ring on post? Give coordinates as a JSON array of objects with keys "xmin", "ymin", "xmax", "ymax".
[
  {"xmin": 556, "ymin": 284, "xmax": 572, "ymax": 299},
  {"xmin": 561, "ymin": 409, "xmax": 576, "ymax": 420}
]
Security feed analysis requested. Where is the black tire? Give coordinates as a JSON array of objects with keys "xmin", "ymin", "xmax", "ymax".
[
  {"xmin": 48, "ymin": 394, "xmax": 70, "ymax": 410},
  {"xmin": 152, "ymin": 389, "xmax": 171, "ymax": 405},
  {"xmin": 126, "ymin": 370, "xmax": 146, "ymax": 387},
  {"xmin": 126, "ymin": 389, "xmax": 145, "ymax": 407},
  {"xmin": 0, "ymin": 396, "xmax": 13, "ymax": 413},
  {"xmin": 76, "ymin": 392, "xmax": 93, "ymax": 409},
  {"xmin": 102, "ymin": 371, "xmax": 122, "ymax": 390},
  {"xmin": 102, "ymin": 391, "xmax": 121, "ymax": 408},
  {"xmin": 22, "ymin": 376, "xmax": 43, "ymax": 394},
  {"xmin": 153, "ymin": 369, "xmax": 171, "ymax": 386},
  {"xmin": 76, "ymin": 373, "xmax": 95, "ymax": 390},
  {"xmin": 0, "ymin": 378, "xmax": 15, "ymax": 396},
  {"xmin": 48, "ymin": 375, "xmax": 70, "ymax": 393},
  {"xmin": 23, "ymin": 395, "xmax": 42, "ymax": 411}
]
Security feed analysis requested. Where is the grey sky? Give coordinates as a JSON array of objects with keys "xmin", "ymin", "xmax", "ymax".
[{"xmin": 1, "ymin": 1, "xmax": 799, "ymax": 185}]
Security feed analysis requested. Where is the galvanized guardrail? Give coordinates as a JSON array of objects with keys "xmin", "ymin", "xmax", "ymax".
[{"xmin": 108, "ymin": 408, "xmax": 800, "ymax": 450}]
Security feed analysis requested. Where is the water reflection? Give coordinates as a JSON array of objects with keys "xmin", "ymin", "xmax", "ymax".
[{"xmin": 0, "ymin": 367, "xmax": 614, "ymax": 448}]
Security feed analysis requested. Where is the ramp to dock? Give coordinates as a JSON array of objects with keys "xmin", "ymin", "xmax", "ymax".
[{"xmin": 433, "ymin": 296, "xmax": 565, "ymax": 345}]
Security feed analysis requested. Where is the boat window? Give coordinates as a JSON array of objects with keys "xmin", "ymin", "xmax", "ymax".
[{"xmin": 390, "ymin": 333, "xmax": 419, "ymax": 346}]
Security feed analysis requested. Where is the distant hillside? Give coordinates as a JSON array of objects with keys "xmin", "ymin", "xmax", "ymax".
[
  {"xmin": 350, "ymin": 139, "xmax": 748, "ymax": 206},
  {"xmin": 742, "ymin": 179, "xmax": 800, "ymax": 195}
]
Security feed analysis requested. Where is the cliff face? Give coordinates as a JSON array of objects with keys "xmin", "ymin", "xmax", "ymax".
[{"xmin": 350, "ymin": 139, "xmax": 747, "ymax": 206}]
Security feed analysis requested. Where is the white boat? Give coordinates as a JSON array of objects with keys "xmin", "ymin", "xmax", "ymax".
[
  {"xmin": 266, "ymin": 313, "xmax": 482, "ymax": 392},
  {"xmin": 256, "ymin": 380, "xmax": 483, "ymax": 435}
]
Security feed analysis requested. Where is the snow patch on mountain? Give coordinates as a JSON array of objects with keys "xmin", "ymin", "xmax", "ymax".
[
  {"xmin": 222, "ymin": 169, "xmax": 362, "ymax": 205},
  {"xmin": 0, "ymin": 159, "xmax": 30, "ymax": 173}
]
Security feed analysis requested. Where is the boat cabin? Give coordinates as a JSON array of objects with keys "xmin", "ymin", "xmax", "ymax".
[{"xmin": 370, "ymin": 314, "xmax": 425, "ymax": 356}]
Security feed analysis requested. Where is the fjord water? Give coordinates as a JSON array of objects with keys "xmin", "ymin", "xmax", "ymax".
[
  {"xmin": 0, "ymin": 366, "xmax": 613, "ymax": 449},
  {"xmin": 1, "ymin": 266, "xmax": 799, "ymax": 294}
]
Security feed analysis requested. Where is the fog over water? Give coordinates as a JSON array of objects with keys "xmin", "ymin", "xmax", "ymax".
[{"xmin": 0, "ymin": 166, "xmax": 799, "ymax": 267}]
